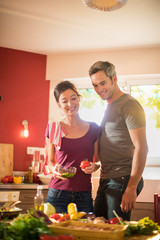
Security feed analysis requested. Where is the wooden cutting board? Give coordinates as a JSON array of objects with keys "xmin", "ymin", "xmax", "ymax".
[
  {"xmin": 126, "ymin": 233, "xmax": 160, "ymax": 239},
  {"xmin": 0, "ymin": 143, "xmax": 14, "ymax": 179}
]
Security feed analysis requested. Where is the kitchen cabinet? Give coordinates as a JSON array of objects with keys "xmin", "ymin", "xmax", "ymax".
[
  {"xmin": 0, "ymin": 184, "xmax": 48, "ymax": 213},
  {"xmin": 131, "ymin": 202, "xmax": 154, "ymax": 221},
  {"xmin": 17, "ymin": 189, "xmax": 48, "ymax": 213}
]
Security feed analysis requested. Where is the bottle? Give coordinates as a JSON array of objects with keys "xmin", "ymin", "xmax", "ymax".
[
  {"xmin": 27, "ymin": 164, "xmax": 33, "ymax": 183},
  {"xmin": 32, "ymin": 150, "xmax": 43, "ymax": 173},
  {"xmin": 34, "ymin": 185, "xmax": 44, "ymax": 212}
]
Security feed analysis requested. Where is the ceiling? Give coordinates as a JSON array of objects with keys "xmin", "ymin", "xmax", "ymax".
[{"xmin": 1, "ymin": 0, "xmax": 160, "ymax": 55}]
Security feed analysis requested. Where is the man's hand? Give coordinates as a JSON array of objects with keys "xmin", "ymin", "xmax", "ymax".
[{"xmin": 120, "ymin": 187, "xmax": 137, "ymax": 212}]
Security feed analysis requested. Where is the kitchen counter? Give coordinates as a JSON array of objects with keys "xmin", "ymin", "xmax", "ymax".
[{"xmin": 0, "ymin": 183, "xmax": 48, "ymax": 189}]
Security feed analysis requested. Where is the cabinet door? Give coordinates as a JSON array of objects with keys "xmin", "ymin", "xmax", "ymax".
[
  {"xmin": 131, "ymin": 202, "xmax": 154, "ymax": 221},
  {"xmin": 0, "ymin": 189, "xmax": 48, "ymax": 213},
  {"xmin": 18, "ymin": 189, "xmax": 48, "ymax": 213}
]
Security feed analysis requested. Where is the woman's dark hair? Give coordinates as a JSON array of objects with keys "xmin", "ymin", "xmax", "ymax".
[{"xmin": 54, "ymin": 80, "xmax": 81, "ymax": 102}]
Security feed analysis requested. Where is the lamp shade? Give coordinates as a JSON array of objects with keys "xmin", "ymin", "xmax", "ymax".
[{"xmin": 82, "ymin": 0, "xmax": 128, "ymax": 11}]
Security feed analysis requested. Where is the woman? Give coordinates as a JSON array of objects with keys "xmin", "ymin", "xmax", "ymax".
[{"xmin": 45, "ymin": 80, "xmax": 101, "ymax": 213}]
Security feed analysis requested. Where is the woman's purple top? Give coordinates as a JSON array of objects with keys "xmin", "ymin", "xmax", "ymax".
[{"xmin": 46, "ymin": 122, "xmax": 101, "ymax": 192}]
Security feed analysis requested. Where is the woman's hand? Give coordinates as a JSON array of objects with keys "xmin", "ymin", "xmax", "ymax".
[
  {"xmin": 51, "ymin": 163, "xmax": 67, "ymax": 180},
  {"xmin": 82, "ymin": 162, "xmax": 100, "ymax": 174}
]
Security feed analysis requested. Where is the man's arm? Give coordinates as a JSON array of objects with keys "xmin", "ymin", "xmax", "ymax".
[{"xmin": 120, "ymin": 127, "xmax": 148, "ymax": 213}]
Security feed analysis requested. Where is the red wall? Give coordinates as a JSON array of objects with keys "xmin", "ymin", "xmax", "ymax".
[{"xmin": 0, "ymin": 47, "xmax": 49, "ymax": 171}]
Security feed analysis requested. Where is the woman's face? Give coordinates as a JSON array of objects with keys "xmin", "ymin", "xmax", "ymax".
[{"xmin": 58, "ymin": 89, "xmax": 80, "ymax": 116}]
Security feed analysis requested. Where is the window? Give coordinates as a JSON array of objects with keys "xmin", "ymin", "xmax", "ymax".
[
  {"xmin": 79, "ymin": 89, "xmax": 107, "ymax": 125},
  {"xmin": 130, "ymin": 84, "xmax": 160, "ymax": 161},
  {"xmin": 73, "ymin": 74, "xmax": 160, "ymax": 166}
]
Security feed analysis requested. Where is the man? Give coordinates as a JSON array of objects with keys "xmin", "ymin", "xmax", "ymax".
[{"xmin": 89, "ymin": 61, "xmax": 148, "ymax": 221}]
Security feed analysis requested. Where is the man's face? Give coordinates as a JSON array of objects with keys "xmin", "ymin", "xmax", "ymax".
[{"xmin": 91, "ymin": 70, "xmax": 116, "ymax": 101}]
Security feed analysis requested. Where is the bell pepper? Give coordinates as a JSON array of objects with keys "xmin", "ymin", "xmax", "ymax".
[
  {"xmin": 67, "ymin": 203, "xmax": 87, "ymax": 220},
  {"xmin": 77, "ymin": 211, "xmax": 86, "ymax": 218},
  {"xmin": 67, "ymin": 203, "xmax": 78, "ymax": 220},
  {"xmin": 70, "ymin": 213, "xmax": 78, "ymax": 220},
  {"xmin": 13, "ymin": 176, "xmax": 22, "ymax": 184}
]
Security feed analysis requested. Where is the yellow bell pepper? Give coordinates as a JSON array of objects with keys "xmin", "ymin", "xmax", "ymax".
[
  {"xmin": 13, "ymin": 176, "xmax": 22, "ymax": 184},
  {"xmin": 67, "ymin": 203, "xmax": 87, "ymax": 220},
  {"xmin": 70, "ymin": 213, "xmax": 78, "ymax": 220},
  {"xmin": 67, "ymin": 203, "xmax": 77, "ymax": 216},
  {"xmin": 77, "ymin": 211, "xmax": 86, "ymax": 218}
]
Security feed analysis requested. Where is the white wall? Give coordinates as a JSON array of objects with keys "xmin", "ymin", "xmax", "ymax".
[{"xmin": 46, "ymin": 46, "xmax": 160, "ymax": 121}]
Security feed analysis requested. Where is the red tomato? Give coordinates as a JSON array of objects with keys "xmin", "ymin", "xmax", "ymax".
[
  {"xmin": 58, "ymin": 216, "xmax": 66, "ymax": 222},
  {"xmin": 66, "ymin": 235, "xmax": 75, "ymax": 240},
  {"xmin": 50, "ymin": 237, "xmax": 59, "ymax": 240},
  {"xmin": 1, "ymin": 177, "xmax": 8, "ymax": 183},
  {"xmin": 63, "ymin": 213, "xmax": 70, "ymax": 220},
  {"xmin": 5, "ymin": 175, "xmax": 13, "ymax": 183},
  {"xmin": 107, "ymin": 217, "xmax": 123, "ymax": 224},
  {"xmin": 40, "ymin": 235, "xmax": 58, "ymax": 240},
  {"xmin": 40, "ymin": 235, "xmax": 52, "ymax": 240},
  {"xmin": 58, "ymin": 235, "xmax": 69, "ymax": 240},
  {"xmin": 50, "ymin": 213, "xmax": 61, "ymax": 220},
  {"xmin": 80, "ymin": 160, "xmax": 91, "ymax": 169}
]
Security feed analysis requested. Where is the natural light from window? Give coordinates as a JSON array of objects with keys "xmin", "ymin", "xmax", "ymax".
[{"xmin": 78, "ymin": 84, "xmax": 160, "ymax": 163}]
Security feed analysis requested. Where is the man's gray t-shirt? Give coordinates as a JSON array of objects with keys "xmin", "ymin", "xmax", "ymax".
[{"xmin": 99, "ymin": 93, "xmax": 146, "ymax": 179}]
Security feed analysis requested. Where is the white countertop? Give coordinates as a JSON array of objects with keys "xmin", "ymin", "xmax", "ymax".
[{"xmin": 0, "ymin": 183, "xmax": 48, "ymax": 189}]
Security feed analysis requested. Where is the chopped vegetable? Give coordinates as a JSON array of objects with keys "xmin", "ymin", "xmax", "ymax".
[
  {"xmin": 61, "ymin": 173, "xmax": 75, "ymax": 178},
  {"xmin": 125, "ymin": 217, "xmax": 160, "ymax": 237},
  {"xmin": 112, "ymin": 210, "xmax": 160, "ymax": 236}
]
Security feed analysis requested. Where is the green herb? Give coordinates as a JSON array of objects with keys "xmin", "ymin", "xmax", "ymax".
[
  {"xmin": 0, "ymin": 214, "xmax": 52, "ymax": 240},
  {"xmin": 113, "ymin": 210, "xmax": 125, "ymax": 225},
  {"xmin": 125, "ymin": 217, "xmax": 160, "ymax": 237}
]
